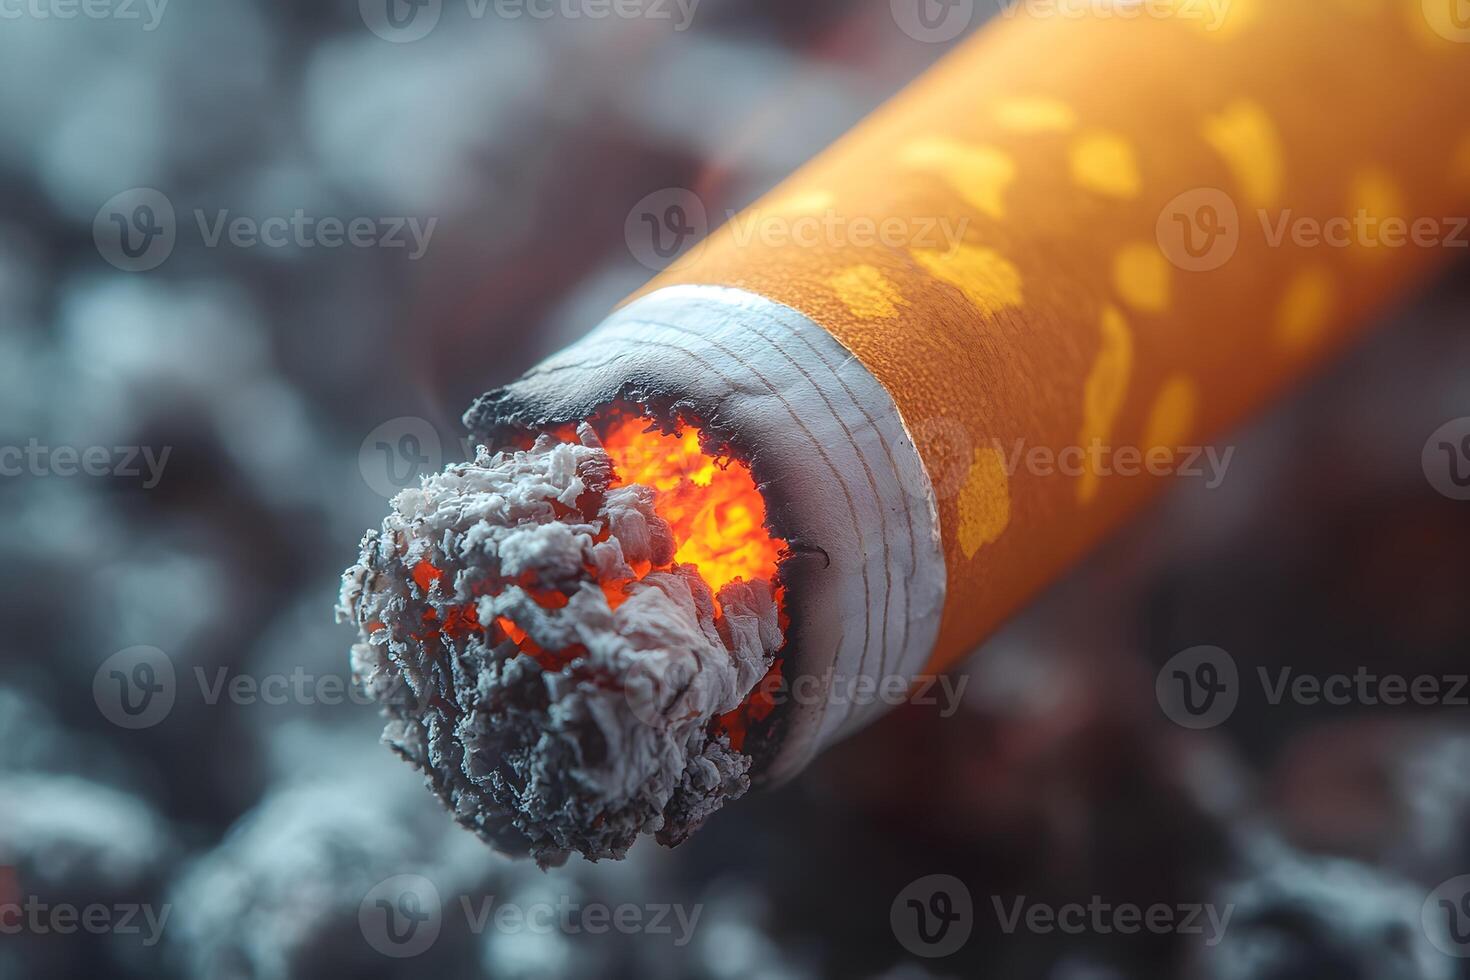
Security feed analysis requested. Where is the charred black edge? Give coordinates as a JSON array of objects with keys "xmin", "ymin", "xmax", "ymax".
[{"xmin": 463, "ymin": 381, "xmax": 816, "ymax": 783}]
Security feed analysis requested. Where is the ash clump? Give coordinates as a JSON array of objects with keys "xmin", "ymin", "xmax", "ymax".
[{"xmin": 338, "ymin": 424, "xmax": 783, "ymax": 866}]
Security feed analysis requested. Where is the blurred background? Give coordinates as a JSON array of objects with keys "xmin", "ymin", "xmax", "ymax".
[{"xmin": 2, "ymin": 1, "xmax": 1470, "ymax": 977}]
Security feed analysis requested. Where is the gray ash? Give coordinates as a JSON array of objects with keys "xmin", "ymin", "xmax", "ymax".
[{"xmin": 338, "ymin": 422, "xmax": 783, "ymax": 866}]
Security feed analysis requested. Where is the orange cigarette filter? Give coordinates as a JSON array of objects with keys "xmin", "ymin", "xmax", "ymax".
[{"xmin": 641, "ymin": 0, "xmax": 1470, "ymax": 675}]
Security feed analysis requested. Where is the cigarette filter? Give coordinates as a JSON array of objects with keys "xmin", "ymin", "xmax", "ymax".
[{"xmin": 341, "ymin": 0, "xmax": 1470, "ymax": 863}]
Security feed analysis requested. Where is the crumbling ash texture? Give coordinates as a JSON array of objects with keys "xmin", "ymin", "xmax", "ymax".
[{"xmin": 338, "ymin": 425, "xmax": 783, "ymax": 866}]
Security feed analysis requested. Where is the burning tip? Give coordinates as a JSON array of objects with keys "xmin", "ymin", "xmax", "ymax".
[{"xmin": 338, "ymin": 413, "xmax": 786, "ymax": 864}]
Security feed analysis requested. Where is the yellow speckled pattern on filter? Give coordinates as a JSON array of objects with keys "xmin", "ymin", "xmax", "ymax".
[
  {"xmin": 995, "ymin": 96, "xmax": 1077, "ymax": 134},
  {"xmin": 1348, "ymin": 168, "xmax": 1410, "ymax": 261},
  {"xmin": 901, "ymin": 139, "xmax": 1015, "ymax": 219},
  {"xmin": 1275, "ymin": 267, "xmax": 1338, "ymax": 351},
  {"xmin": 910, "ymin": 243, "xmax": 1024, "ymax": 316},
  {"xmin": 1070, "ymin": 132, "xmax": 1142, "ymax": 200},
  {"xmin": 957, "ymin": 447, "xmax": 1012, "ymax": 560},
  {"xmin": 1202, "ymin": 100, "xmax": 1285, "ymax": 209},
  {"xmin": 1142, "ymin": 375, "xmax": 1201, "ymax": 455},
  {"xmin": 632, "ymin": 1, "xmax": 1470, "ymax": 673},
  {"xmin": 1112, "ymin": 242, "xmax": 1172, "ymax": 313},
  {"xmin": 827, "ymin": 265, "xmax": 905, "ymax": 320}
]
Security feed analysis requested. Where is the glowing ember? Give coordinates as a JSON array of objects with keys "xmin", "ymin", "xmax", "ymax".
[
  {"xmin": 598, "ymin": 416, "xmax": 788, "ymax": 748},
  {"xmin": 408, "ymin": 415, "xmax": 788, "ymax": 668},
  {"xmin": 340, "ymin": 410, "xmax": 790, "ymax": 863},
  {"xmin": 599, "ymin": 417, "xmax": 784, "ymax": 596},
  {"xmin": 500, "ymin": 414, "xmax": 789, "ymax": 730}
]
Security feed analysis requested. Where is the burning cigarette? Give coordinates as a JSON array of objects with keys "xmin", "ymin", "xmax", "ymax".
[{"xmin": 339, "ymin": 2, "xmax": 1470, "ymax": 864}]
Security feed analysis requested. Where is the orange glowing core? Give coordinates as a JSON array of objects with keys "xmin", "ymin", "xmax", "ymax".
[
  {"xmin": 599, "ymin": 416, "xmax": 784, "ymax": 595},
  {"xmin": 600, "ymin": 417, "xmax": 788, "ymax": 750},
  {"xmin": 410, "ymin": 412, "xmax": 788, "ymax": 752},
  {"xmin": 602, "ymin": 416, "xmax": 788, "ymax": 750}
]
